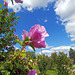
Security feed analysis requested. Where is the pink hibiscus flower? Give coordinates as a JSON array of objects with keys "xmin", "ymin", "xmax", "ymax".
[{"xmin": 21, "ymin": 24, "xmax": 49, "ymax": 48}]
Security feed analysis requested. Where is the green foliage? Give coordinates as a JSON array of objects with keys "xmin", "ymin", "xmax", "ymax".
[
  {"xmin": 37, "ymin": 54, "xmax": 49, "ymax": 75},
  {"xmin": 0, "ymin": 50, "xmax": 37, "ymax": 75},
  {"xmin": 0, "ymin": 3, "xmax": 38, "ymax": 75},
  {"xmin": 40, "ymin": 52, "xmax": 73, "ymax": 75},
  {"xmin": 0, "ymin": 3, "xmax": 19, "ymax": 51},
  {"xmin": 46, "ymin": 70, "xmax": 57, "ymax": 75},
  {"xmin": 55, "ymin": 52, "xmax": 71, "ymax": 75},
  {"xmin": 14, "ymin": 39, "xmax": 23, "ymax": 46},
  {"xmin": 0, "ymin": 2, "xmax": 74, "ymax": 75},
  {"xmin": 69, "ymin": 48, "xmax": 75, "ymax": 63},
  {"xmin": 0, "ymin": 3, "xmax": 2, "ymax": 8},
  {"xmin": 26, "ymin": 51, "xmax": 36, "ymax": 58},
  {"xmin": 30, "ymin": 43, "xmax": 35, "ymax": 51}
]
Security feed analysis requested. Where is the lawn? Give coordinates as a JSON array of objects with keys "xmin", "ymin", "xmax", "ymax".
[{"xmin": 46, "ymin": 70, "xmax": 57, "ymax": 75}]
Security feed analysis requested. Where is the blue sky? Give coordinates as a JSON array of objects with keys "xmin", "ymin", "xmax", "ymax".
[{"xmin": 1, "ymin": 0, "xmax": 75, "ymax": 56}]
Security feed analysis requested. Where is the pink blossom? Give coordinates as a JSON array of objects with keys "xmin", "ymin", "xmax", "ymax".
[
  {"xmin": 21, "ymin": 24, "xmax": 49, "ymax": 48},
  {"xmin": 34, "ymin": 59, "xmax": 35, "ymax": 62},
  {"xmin": 32, "ymin": 40, "xmax": 46, "ymax": 48},
  {"xmin": 9, "ymin": 55, "xmax": 14, "ymax": 58},
  {"xmin": 4, "ymin": 1, "xmax": 8, "ymax": 6},
  {"xmin": 30, "ymin": 24, "xmax": 49, "ymax": 38},
  {"xmin": 12, "ymin": 24, "xmax": 14, "ymax": 27},
  {"xmin": 15, "ymin": 0, "xmax": 23, "ymax": 3},
  {"xmin": 64, "ymin": 66, "xmax": 66, "ymax": 69},
  {"xmin": 6, "ymin": 46, "xmax": 9, "ymax": 48},
  {"xmin": 22, "ymin": 30, "xmax": 29, "ymax": 41},
  {"xmin": 6, "ymin": 12, "xmax": 9, "ymax": 15},
  {"xmin": 27, "ymin": 70, "xmax": 37, "ymax": 75},
  {"xmin": 14, "ymin": 34, "xmax": 18, "ymax": 38}
]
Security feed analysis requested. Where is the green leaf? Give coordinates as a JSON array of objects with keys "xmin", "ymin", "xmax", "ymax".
[
  {"xmin": 5, "ymin": 70, "xmax": 10, "ymax": 75},
  {"xmin": 0, "ymin": 10, "xmax": 2, "ymax": 13},
  {"xmin": 12, "ymin": 28, "xmax": 16, "ymax": 31},
  {"xmin": 23, "ymin": 37, "xmax": 30, "ymax": 44},
  {"xmin": 0, "ymin": 3, "xmax": 2, "ymax": 8},
  {"xmin": 11, "ymin": 0, "xmax": 14, "ymax": 5},
  {"xmin": 1, "ymin": 70, "xmax": 5, "ymax": 75},
  {"xmin": 30, "ymin": 43, "xmax": 35, "ymax": 51},
  {"xmin": 21, "ymin": 51, "xmax": 26, "ymax": 58},
  {"xmin": 14, "ymin": 39, "xmax": 23, "ymax": 46},
  {"xmin": 1, "ymin": 70, "xmax": 5, "ymax": 72},
  {"xmin": 0, "ymin": 66, "xmax": 4, "ymax": 70},
  {"xmin": 25, "ymin": 37, "xmax": 29, "ymax": 41}
]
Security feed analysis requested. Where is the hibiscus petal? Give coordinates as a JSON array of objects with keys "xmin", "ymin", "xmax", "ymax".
[
  {"xmin": 30, "ymin": 24, "xmax": 49, "ymax": 38},
  {"xmin": 30, "ymin": 30, "xmax": 42, "ymax": 41},
  {"xmin": 32, "ymin": 41, "xmax": 46, "ymax": 48},
  {"xmin": 21, "ymin": 30, "xmax": 29, "ymax": 41}
]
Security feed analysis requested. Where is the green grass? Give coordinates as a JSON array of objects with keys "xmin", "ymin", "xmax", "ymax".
[{"xmin": 46, "ymin": 70, "xmax": 57, "ymax": 75}]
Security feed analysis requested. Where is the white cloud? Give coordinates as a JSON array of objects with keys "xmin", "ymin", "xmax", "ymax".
[
  {"xmin": 36, "ymin": 50, "xmax": 54, "ymax": 56},
  {"xmin": 28, "ymin": 46, "xmax": 33, "ymax": 50},
  {"xmin": 56, "ymin": 21, "xmax": 58, "ymax": 24},
  {"xmin": 6, "ymin": 0, "xmax": 55, "ymax": 12},
  {"xmin": 41, "ymin": 50, "xmax": 54, "ymax": 54},
  {"xmin": 70, "ymin": 44, "xmax": 75, "ymax": 47},
  {"xmin": 54, "ymin": 0, "xmax": 75, "ymax": 41},
  {"xmin": 50, "ymin": 46, "xmax": 71, "ymax": 52},
  {"xmin": 44, "ymin": 19, "xmax": 48, "ymax": 22},
  {"xmin": 27, "ymin": 7, "xmax": 33, "ymax": 11},
  {"xmin": 36, "ymin": 45, "xmax": 75, "ymax": 56},
  {"xmin": 28, "ymin": 46, "xmax": 38, "ymax": 50},
  {"xmin": 45, "ymin": 43, "xmax": 53, "ymax": 48}
]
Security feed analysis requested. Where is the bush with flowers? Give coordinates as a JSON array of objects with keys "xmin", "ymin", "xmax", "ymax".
[
  {"xmin": 55, "ymin": 52, "xmax": 73, "ymax": 75},
  {"xmin": 0, "ymin": 1, "xmax": 49, "ymax": 75}
]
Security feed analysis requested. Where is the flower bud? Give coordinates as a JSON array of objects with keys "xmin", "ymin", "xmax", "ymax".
[
  {"xmin": 6, "ymin": 12, "xmax": 9, "ymax": 15},
  {"xmin": 4, "ymin": 1, "xmax": 8, "ymax": 6}
]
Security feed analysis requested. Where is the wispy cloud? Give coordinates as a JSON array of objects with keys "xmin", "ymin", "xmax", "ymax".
[
  {"xmin": 6, "ymin": 0, "xmax": 55, "ymax": 12},
  {"xmin": 54, "ymin": 0, "xmax": 75, "ymax": 41},
  {"xmin": 44, "ymin": 19, "xmax": 48, "ymax": 22},
  {"xmin": 36, "ymin": 44, "xmax": 75, "ymax": 56},
  {"xmin": 50, "ymin": 46, "xmax": 71, "ymax": 52}
]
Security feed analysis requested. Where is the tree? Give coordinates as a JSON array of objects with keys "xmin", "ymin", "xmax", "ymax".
[
  {"xmin": 56, "ymin": 52, "xmax": 71, "ymax": 75},
  {"xmin": 69, "ymin": 48, "xmax": 74, "ymax": 58},
  {"xmin": 50, "ymin": 52, "xmax": 57, "ymax": 70},
  {"xmin": 37, "ymin": 54, "xmax": 49, "ymax": 75},
  {"xmin": 69, "ymin": 48, "xmax": 75, "ymax": 63}
]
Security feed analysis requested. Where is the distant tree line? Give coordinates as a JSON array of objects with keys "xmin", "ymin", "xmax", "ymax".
[
  {"xmin": 26, "ymin": 48, "xmax": 75, "ymax": 75},
  {"xmin": 69, "ymin": 48, "xmax": 75, "ymax": 63}
]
